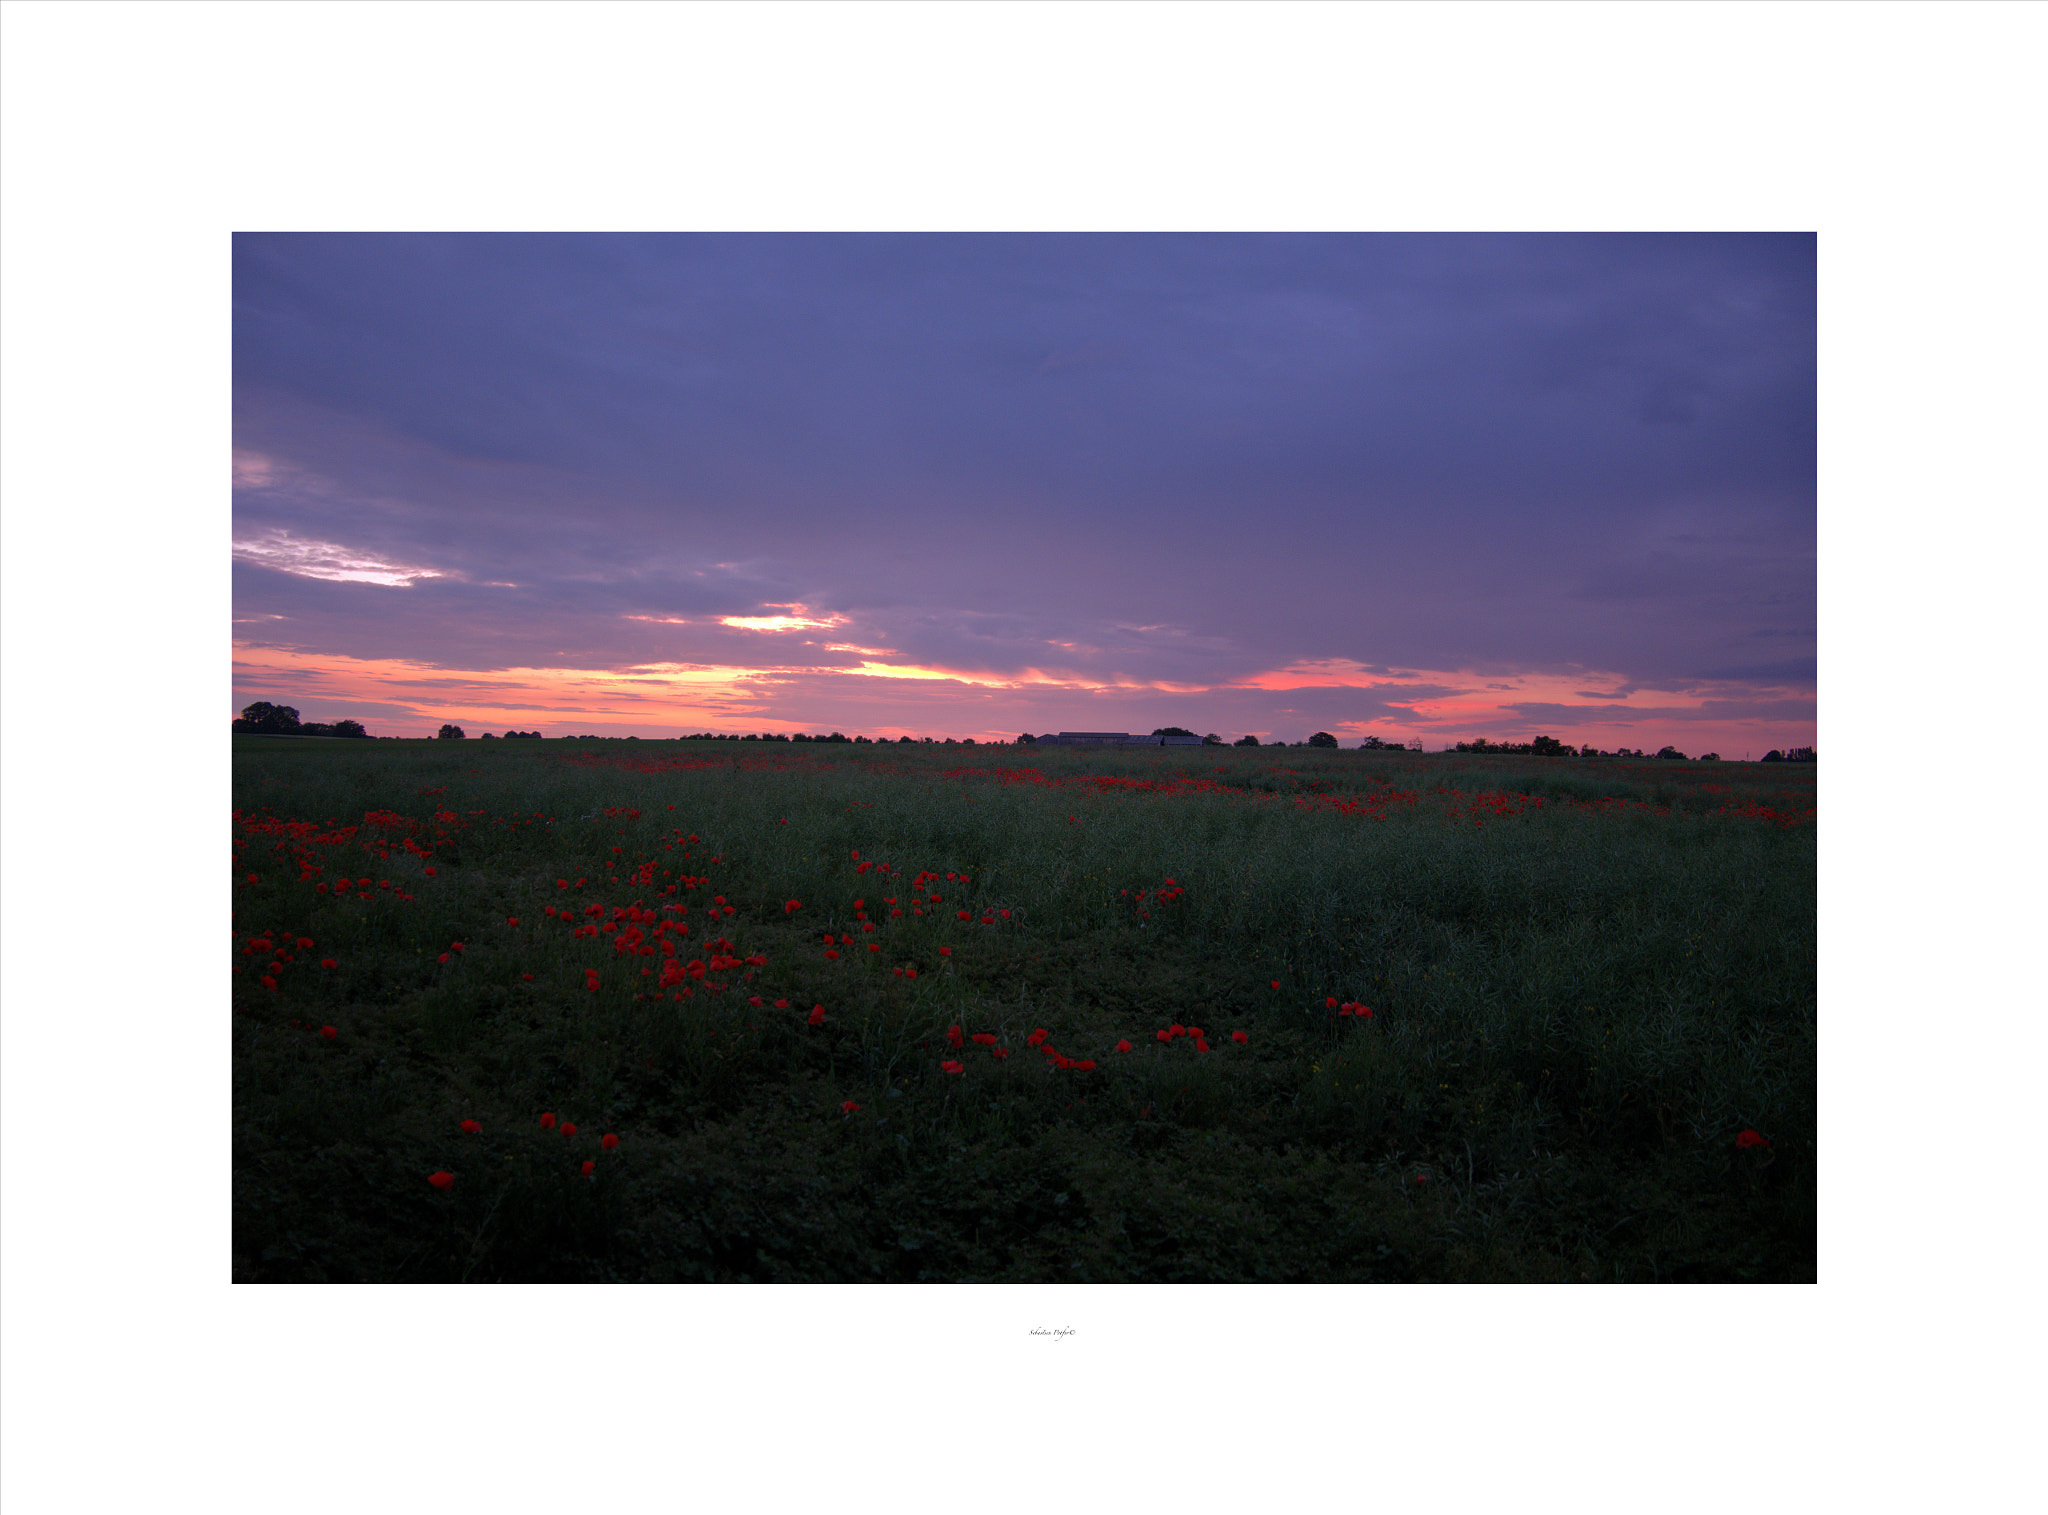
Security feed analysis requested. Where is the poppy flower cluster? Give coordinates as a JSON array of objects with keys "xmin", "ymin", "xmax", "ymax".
[
  {"xmin": 1735, "ymin": 1129, "xmax": 1771, "ymax": 1149},
  {"xmin": 1335, "ymin": 1000, "xmax": 1373, "ymax": 1018}
]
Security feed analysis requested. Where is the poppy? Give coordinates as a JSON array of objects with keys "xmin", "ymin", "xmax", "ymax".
[
  {"xmin": 320, "ymin": 1025, "xmax": 337, "ymax": 1040},
  {"xmin": 1027, "ymin": 1029, "xmax": 1047, "ymax": 1047},
  {"xmin": 439, "ymin": 953, "xmax": 451, "ymax": 964},
  {"xmin": 904, "ymin": 967, "xmax": 917, "ymax": 979},
  {"xmin": 320, "ymin": 958, "xmax": 337, "ymax": 969},
  {"xmin": 1156, "ymin": 1030, "xmax": 1172, "ymax": 1044},
  {"xmin": 945, "ymin": 1025, "xmax": 965, "ymax": 1049},
  {"xmin": 540, "ymin": 1112, "xmax": 557, "ymax": 1129},
  {"xmin": 1326, "ymin": 997, "xmax": 1338, "ymax": 1009},
  {"xmin": 424, "ymin": 867, "xmax": 436, "ymax": 877},
  {"xmin": 809, "ymin": 1005, "xmax": 826, "ymax": 1026},
  {"xmin": 581, "ymin": 1160, "xmax": 596, "ymax": 1176},
  {"xmin": 970, "ymin": 1033, "xmax": 997, "ymax": 1045},
  {"xmin": 939, "ymin": 947, "xmax": 951, "ymax": 957},
  {"xmin": 1195, "ymin": 1039, "xmax": 1210, "ymax": 1053},
  {"xmin": 1115, "ymin": 1039, "xmax": 1133, "ymax": 1053},
  {"xmin": 1075, "ymin": 1059, "xmax": 1096, "ymax": 1071},
  {"xmin": 585, "ymin": 970, "xmax": 601, "ymax": 991},
  {"xmin": 1271, "ymin": 980, "xmax": 1280, "ymax": 990},
  {"xmin": 992, "ymin": 1047, "xmax": 1009, "ymax": 1059},
  {"xmin": 825, "ymin": 950, "xmax": 839, "ymax": 960},
  {"xmin": 941, "ymin": 1060, "xmax": 965, "ymax": 1074},
  {"xmin": 297, "ymin": 937, "xmax": 314, "ymax": 950},
  {"xmin": 785, "ymin": 900, "xmax": 802, "ymax": 913},
  {"xmin": 450, "ymin": 942, "xmax": 464, "ymax": 953},
  {"xmin": 774, "ymin": 999, "xmax": 789, "ymax": 1009},
  {"xmin": 460, "ymin": 1119, "xmax": 481, "ymax": 1134},
  {"xmin": 506, "ymin": 917, "xmax": 518, "ymax": 927},
  {"xmin": 1231, "ymin": 1030, "xmax": 1248, "ymax": 1044},
  {"xmin": 259, "ymin": 975, "xmax": 277, "ymax": 991},
  {"xmin": 561, "ymin": 1122, "xmax": 577, "ymax": 1137},
  {"xmin": 958, "ymin": 910, "xmax": 972, "ymax": 921},
  {"xmin": 601, "ymin": 1133, "xmax": 619, "ymax": 1151},
  {"xmin": 427, "ymin": 1171, "xmax": 454, "ymax": 1190},
  {"xmin": 1736, "ymin": 1129, "xmax": 1771, "ymax": 1149}
]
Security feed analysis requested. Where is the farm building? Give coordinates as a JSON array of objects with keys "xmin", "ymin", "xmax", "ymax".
[{"xmin": 1034, "ymin": 731, "xmax": 1207, "ymax": 747}]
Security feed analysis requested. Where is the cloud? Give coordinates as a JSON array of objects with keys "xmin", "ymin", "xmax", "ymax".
[{"xmin": 232, "ymin": 528, "xmax": 444, "ymax": 587}]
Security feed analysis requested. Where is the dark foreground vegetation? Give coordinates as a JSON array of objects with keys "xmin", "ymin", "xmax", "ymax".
[{"xmin": 233, "ymin": 738, "xmax": 1814, "ymax": 1282}]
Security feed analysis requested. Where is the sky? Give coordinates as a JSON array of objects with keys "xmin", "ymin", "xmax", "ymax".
[{"xmin": 233, "ymin": 233, "xmax": 1816, "ymax": 754}]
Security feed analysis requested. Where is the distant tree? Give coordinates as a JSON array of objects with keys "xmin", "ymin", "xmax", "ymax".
[
  {"xmin": 1017, "ymin": 733, "xmax": 1037, "ymax": 745},
  {"xmin": 1152, "ymin": 726, "xmax": 1197, "ymax": 738},
  {"xmin": 854, "ymin": 735, "xmax": 872, "ymax": 744},
  {"xmin": 962, "ymin": 737, "xmax": 976, "ymax": 745},
  {"xmin": 1202, "ymin": 733, "xmax": 1223, "ymax": 746},
  {"xmin": 943, "ymin": 737, "xmax": 958, "ymax": 745},
  {"xmin": 1699, "ymin": 752, "xmax": 1721, "ymax": 761},
  {"xmin": 1656, "ymin": 746, "xmax": 1688, "ymax": 760},
  {"xmin": 1308, "ymin": 731, "xmax": 1337, "ymax": 748},
  {"xmin": 332, "ymin": 719, "xmax": 368, "ymax": 738},
  {"xmin": 1234, "ymin": 735, "xmax": 1260, "ymax": 747},
  {"xmin": 480, "ymin": 732, "xmax": 498, "ymax": 739},
  {"xmin": 1529, "ymin": 735, "xmax": 1574, "ymax": 756},
  {"xmin": 1786, "ymin": 746, "xmax": 1816, "ymax": 763},
  {"xmin": 437, "ymin": 724, "xmax": 466, "ymax": 740},
  {"xmin": 238, "ymin": 701, "xmax": 301, "ymax": 734}
]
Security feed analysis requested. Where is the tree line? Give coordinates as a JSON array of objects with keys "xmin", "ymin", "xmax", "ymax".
[{"xmin": 233, "ymin": 703, "xmax": 368, "ymax": 738}]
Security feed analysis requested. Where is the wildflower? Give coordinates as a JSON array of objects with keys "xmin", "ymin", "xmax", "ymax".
[
  {"xmin": 970, "ymin": 1033, "xmax": 996, "ymax": 1045},
  {"xmin": 540, "ymin": 1112, "xmax": 556, "ymax": 1129},
  {"xmin": 1326, "ymin": 997, "xmax": 1338, "ymax": 1009},
  {"xmin": 992, "ymin": 1047, "xmax": 1009, "ymax": 1060},
  {"xmin": 841, "ymin": 1099, "xmax": 860, "ymax": 1113},
  {"xmin": 904, "ymin": 967, "xmax": 917, "ymax": 979},
  {"xmin": 1232, "ymin": 1030, "xmax": 1248, "ymax": 1044},
  {"xmin": 825, "ymin": 950, "xmax": 839, "ymax": 960},
  {"xmin": 439, "ymin": 953, "xmax": 451, "ymax": 964},
  {"xmin": 1195, "ymin": 1039, "xmax": 1210, "ymax": 1053},
  {"xmin": 585, "ymin": 970, "xmax": 601, "ymax": 992},
  {"xmin": 424, "ymin": 867, "xmax": 436, "ymax": 877},
  {"xmin": 1271, "ymin": 981, "xmax": 1280, "ymax": 990},
  {"xmin": 1156, "ymin": 1030, "xmax": 1172, "ymax": 1044},
  {"xmin": 1736, "ymin": 1129, "xmax": 1771, "ymax": 1149},
  {"xmin": 946, "ymin": 1025, "xmax": 965, "ymax": 1049},
  {"xmin": 320, "ymin": 1025, "xmax": 337, "ymax": 1040},
  {"xmin": 941, "ymin": 1060, "xmax": 964, "ymax": 1074},
  {"xmin": 320, "ymin": 958, "xmax": 337, "ymax": 969},
  {"xmin": 427, "ymin": 1172, "xmax": 455, "ymax": 1190},
  {"xmin": 809, "ymin": 1005, "xmax": 826, "ymax": 1026},
  {"xmin": 1115, "ymin": 1039, "xmax": 1133, "ymax": 1053},
  {"xmin": 506, "ymin": 917, "xmax": 518, "ymax": 927},
  {"xmin": 749, "ymin": 995, "xmax": 763, "ymax": 1007},
  {"xmin": 999, "ymin": 909, "xmax": 1010, "ymax": 919},
  {"xmin": 774, "ymin": 999, "xmax": 789, "ymax": 1009},
  {"xmin": 958, "ymin": 909, "xmax": 972, "ymax": 920},
  {"xmin": 1027, "ymin": 1029, "xmax": 1047, "ymax": 1047},
  {"xmin": 260, "ymin": 975, "xmax": 277, "ymax": 991},
  {"xmin": 561, "ymin": 1122, "xmax": 577, "ymax": 1138},
  {"xmin": 581, "ymin": 1160, "xmax": 596, "ymax": 1176},
  {"xmin": 1168, "ymin": 1023, "xmax": 1186, "ymax": 1039},
  {"xmin": 522, "ymin": 973, "xmax": 533, "ymax": 981},
  {"xmin": 460, "ymin": 1119, "xmax": 481, "ymax": 1134},
  {"xmin": 939, "ymin": 947, "xmax": 951, "ymax": 957},
  {"xmin": 297, "ymin": 937, "xmax": 314, "ymax": 949},
  {"xmin": 1075, "ymin": 1059, "xmax": 1096, "ymax": 1071},
  {"xmin": 450, "ymin": 942, "xmax": 464, "ymax": 953},
  {"xmin": 601, "ymin": 1133, "xmax": 619, "ymax": 1151}
]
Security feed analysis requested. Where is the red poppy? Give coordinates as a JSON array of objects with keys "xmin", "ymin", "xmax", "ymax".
[
  {"xmin": 945, "ymin": 1025, "xmax": 964, "ymax": 1049},
  {"xmin": 774, "ymin": 999, "xmax": 789, "ymax": 1009},
  {"xmin": 1736, "ymin": 1129, "xmax": 1771, "ymax": 1149},
  {"xmin": 1115, "ymin": 1039, "xmax": 1133, "ymax": 1053},
  {"xmin": 506, "ymin": 917, "xmax": 519, "ymax": 927},
  {"xmin": 585, "ymin": 970, "xmax": 601, "ymax": 991},
  {"xmin": 957, "ymin": 910, "xmax": 972, "ymax": 920},
  {"xmin": 904, "ymin": 967, "xmax": 917, "ymax": 979},
  {"xmin": 785, "ymin": 899, "xmax": 802, "ymax": 913},
  {"xmin": 320, "ymin": 957, "xmax": 337, "ymax": 969},
  {"xmin": 450, "ymin": 942, "xmax": 464, "ymax": 953},
  {"xmin": 942, "ymin": 1059, "xmax": 964, "ymax": 1074},
  {"xmin": 825, "ymin": 950, "xmax": 839, "ymax": 959},
  {"xmin": 320, "ymin": 1025, "xmax": 337, "ymax": 1040},
  {"xmin": 561, "ymin": 1122, "xmax": 577, "ymax": 1137},
  {"xmin": 1231, "ymin": 1030, "xmax": 1248, "ymax": 1044},
  {"xmin": 460, "ymin": 1119, "xmax": 481, "ymax": 1134},
  {"xmin": 439, "ymin": 953, "xmax": 451, "ymax": 964},
  {"xmin": 1027, "ymin": 1029, "xmax": 1047, "ymax": 1047},
  {"xmin": 1075, "ymin": 1059, "xmax": 1096, "ymax": 1071},
  {"xmin": 1156, "ymin": 1030, "xmax": 1172, "ymax": 1044},
  {"xmin": 992, "ymin": 1047, "xmax": 1009, "ymax": 1059},
  {"xmin": 1326, "ymin": 997, "xmax": 1338, "ymax": 1009},
  {"xmin": 601, "ymin": 1133, "xmax": 619, "ymax": 1151},
  {"xmin": 297, "ymin": 937, "xmax": 314, "ymax": 949},
  {"xmin": 581, "ymin": 1160, "xmax": 596, "ymax": 1176},
  {"xmin": 939, "ymin": 947, "xmax": 951, "ymax": 957},
  {"xmin": 841, "ymin": 1100, "xmax": 860, "ymax": 1114},
  {"xmin": 1195, "ymin": 1038, "xmax": 1210, "ymax": 1053},
  {"xmin": 424, "ymin": 867, "xmax": 436, "ymax": 877},
  {"xmin": 809, "ymin": 1005, "xmax": 826, "ymax": 1026},
  {"xmin": 540, "ymin": 1112, "xmax": 556, "ymax": 1129},
  {"xmin": 427, "ymin": 1171, "xmax": 454, "ymax": 1190},
  {"xmin": 522, "ymin": 973, "xmax": 534, "ymax": 981},
  {"xmin": 1271, "ymin": 980, "xmax": 1280, "ymax": 990}
]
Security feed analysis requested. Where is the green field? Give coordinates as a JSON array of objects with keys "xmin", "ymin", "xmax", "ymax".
[{"xmin": 232, "ymin": 737, "xmax": 1815, "ymax": 1282}]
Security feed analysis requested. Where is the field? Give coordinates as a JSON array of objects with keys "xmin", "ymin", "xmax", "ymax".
[{"xmin": 232, "ymin": 737, "xmax": 1815, "ymax": 1282}]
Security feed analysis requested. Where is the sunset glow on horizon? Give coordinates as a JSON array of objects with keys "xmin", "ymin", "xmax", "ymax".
[{"xmin": 234, "ymin": 234, "xmax": 1815, "ymax": 756}]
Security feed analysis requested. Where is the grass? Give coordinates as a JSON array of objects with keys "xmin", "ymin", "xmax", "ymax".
[{"xmin": 232, "ymin": 736, "xmax": 1815, "ymax": 1282}]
